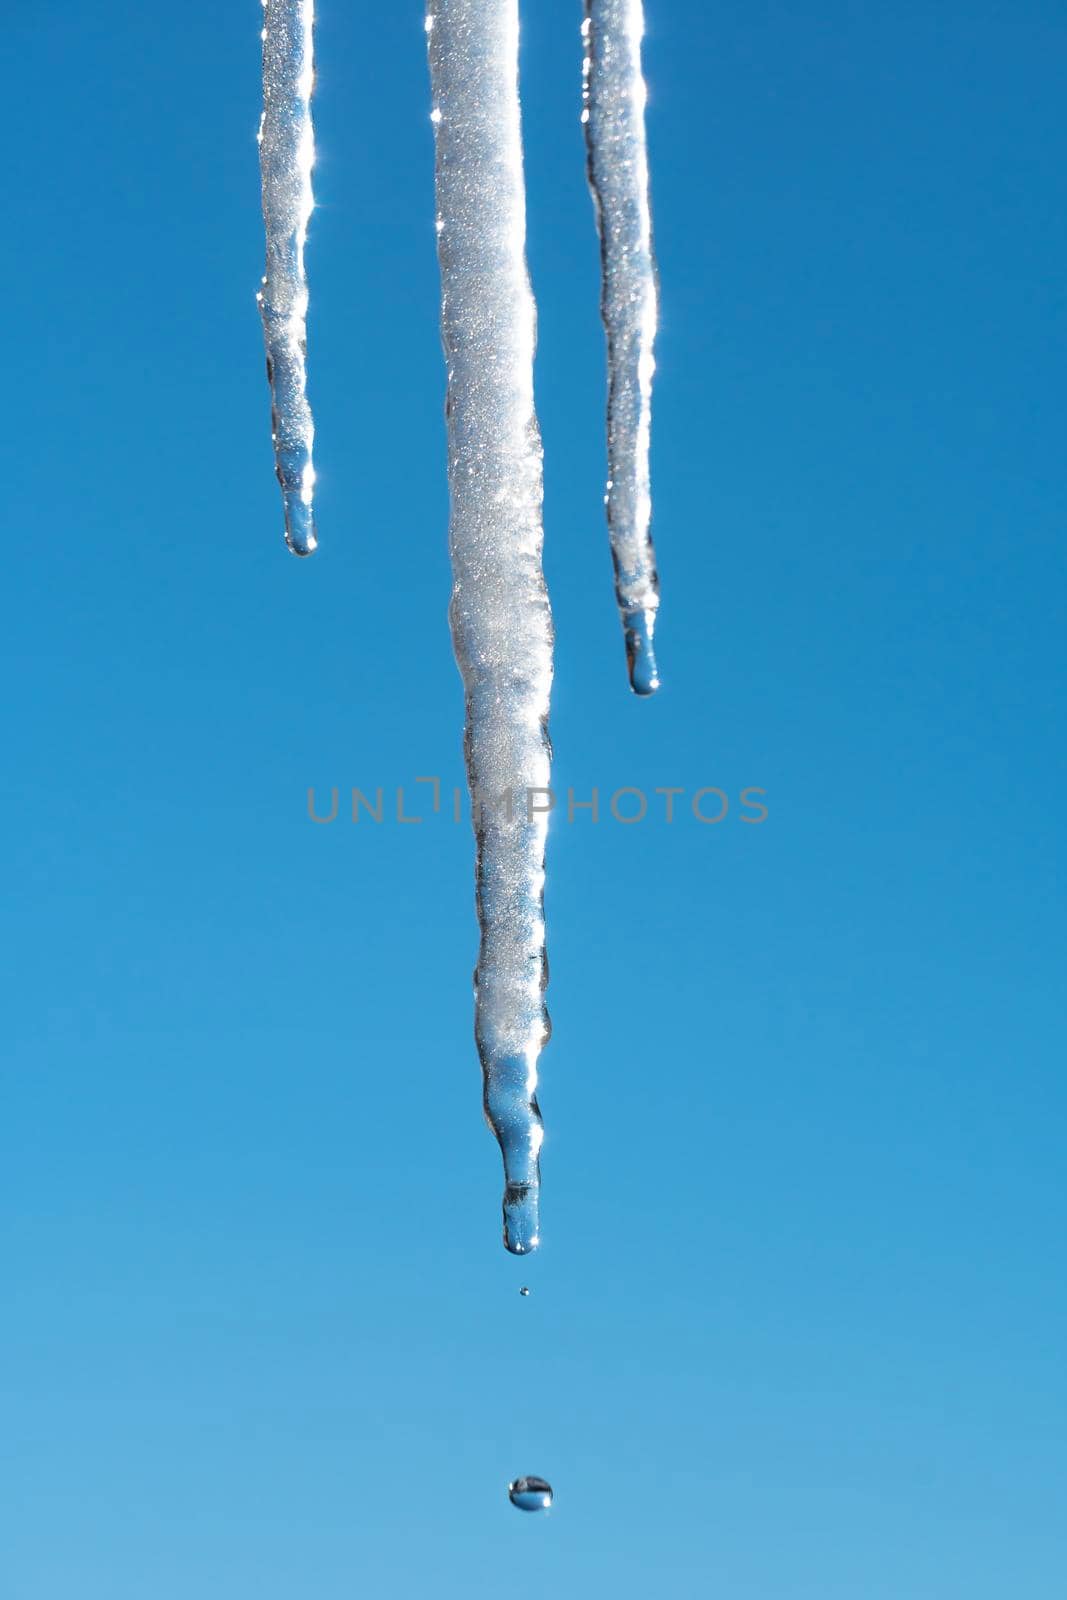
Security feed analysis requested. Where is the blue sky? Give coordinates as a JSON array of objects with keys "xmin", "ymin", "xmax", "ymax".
[{"xmin": 3, "ymin": 2, "xmax": 1066, "ymax": 1596}]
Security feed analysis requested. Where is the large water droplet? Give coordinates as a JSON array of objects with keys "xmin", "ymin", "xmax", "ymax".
[{"xmin": 508, "ymin": 1475, "xmax": 553, "ymax": 1513}]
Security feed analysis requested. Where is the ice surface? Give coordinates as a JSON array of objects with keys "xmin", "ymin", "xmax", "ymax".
[
  {"xmin": 583, "ymin": 0, "xmax": 661, "ymax": 692},
  {"xmin": 258, "ymin": 0, "xmax": 317, "ymax": 556}
]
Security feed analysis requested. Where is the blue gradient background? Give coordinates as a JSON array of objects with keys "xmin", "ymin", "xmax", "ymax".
[{"xmin": 4, "ymin": 3, "xmax": 1065, "ymax": 1595}]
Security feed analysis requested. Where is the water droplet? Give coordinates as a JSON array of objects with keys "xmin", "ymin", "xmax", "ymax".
[
  {"xmin": 519, "ymin": 1286, "xmax": 530, "ymax": 1296},
  {"xmin": 508, "ymin": 1475, "xmax": 553, "ymax": 1513}
]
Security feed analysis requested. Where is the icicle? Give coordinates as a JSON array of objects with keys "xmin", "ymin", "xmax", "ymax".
[
  {"xmin": 427, "ymin": 0, "xmax": 554, "ymax": 1254},
  {"xmin": 257, "ymin": 0, "xmax": 318, "ymax": 556},
  {"xmin": 582, "ymin": 0, "xmax": 661, "ymax": 693}
]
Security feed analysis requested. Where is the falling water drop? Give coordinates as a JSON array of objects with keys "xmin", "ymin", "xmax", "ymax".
[{"xmin": 508, "ymin": 1476, "xmax": 553, "ymax": 1513}]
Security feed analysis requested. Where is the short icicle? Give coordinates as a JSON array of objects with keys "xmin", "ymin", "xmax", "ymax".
[
  {"xmin": 583, "ymin": 0, "xmax": 661, "ymax": 693},
  {"xmin": 426, "ymin": 0, "xmax": 554, "ymax": 1254},
  {"xmin": 258, "ymin": 0, "xmax": 318, "ymax": 556}
]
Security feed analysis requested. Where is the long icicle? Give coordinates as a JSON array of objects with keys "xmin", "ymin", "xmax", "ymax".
[
  {"xmin": 582, "ymin": 0, "xmax": 661, "ymax": 693},
  {"xmin": 427, "ymin": 0, "xmax": 554, "ymax": 1253},
  {"xmin": 258, "ymin": 0, "xmax": 318, "ymax": 556}
]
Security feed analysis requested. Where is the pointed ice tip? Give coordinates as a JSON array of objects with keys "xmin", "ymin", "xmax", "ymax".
[
  {"xmin": 282, "ymin": 488, "xmax": 318, "ymax": 557},
  {"xmin": 624, "ymin": 610, "xmax": 660, "ymax": 696}
]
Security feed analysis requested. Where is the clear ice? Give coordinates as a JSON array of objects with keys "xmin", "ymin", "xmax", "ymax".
[
  {"xmin": 257, "ymin": 0, "xmax": 318, "ymax": 556},
  {"xmin": 427, "ymin": 0, "xmax": 554, "ymax": 1255},
  {"xmin": 582, "ymin": 0, "xmax": 661, "ymax": 693}
]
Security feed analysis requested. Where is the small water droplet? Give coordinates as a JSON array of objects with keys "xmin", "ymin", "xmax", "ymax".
[
  {"xmin": 519, "ymin": 1286, "xmax": 530, "ymax": 1297},
  {"xmin": 508, "ymin": 1475, "xmax": 553, "ymax": 1513}
]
